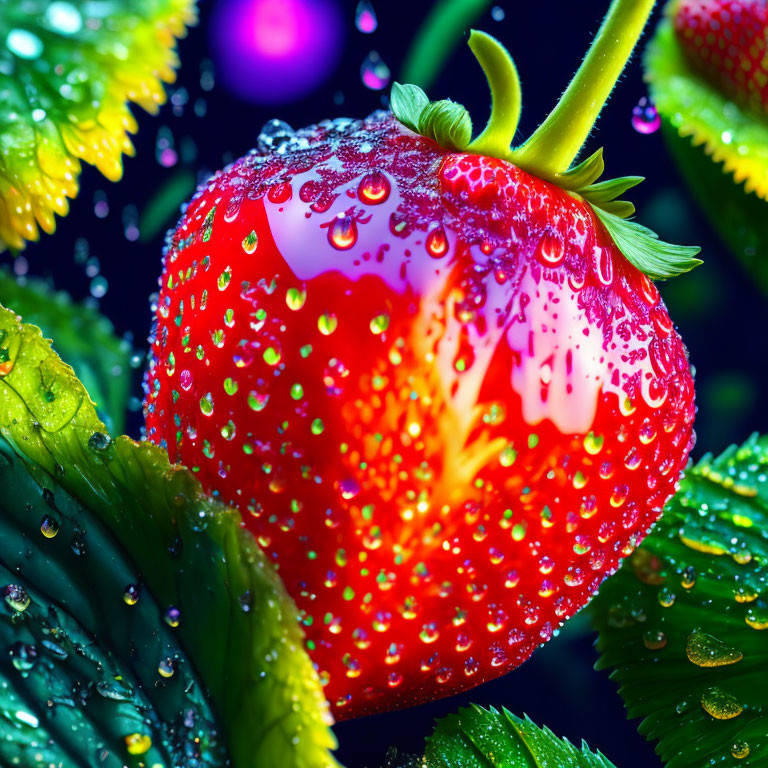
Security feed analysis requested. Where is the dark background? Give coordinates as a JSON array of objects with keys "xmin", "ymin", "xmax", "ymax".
[{"xmin": 13, "ymin": 1, "xmax": 768, "ymax": 766}]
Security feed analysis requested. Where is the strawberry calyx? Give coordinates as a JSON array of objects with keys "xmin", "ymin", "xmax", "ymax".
[{"xmin": 390, "ymin": 1, "xmax": 703, "ymax": 281}]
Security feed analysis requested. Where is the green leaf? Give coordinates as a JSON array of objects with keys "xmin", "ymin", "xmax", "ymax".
[
  {"xmin": 418, "ymin": 99, "xmax": 473, "ymax": 150},
  {"xmin": 0, "ymin": 304, "xmax": 339, "ymax": 768},
  {"xmin": 0, "ymin": 0, "xmax": 195, "ymax": 250},
  {"xmin": 424, "ymin": 705, "xmax": 618, "ymax": 767},
  {"xmin": 0, "ymin": 268, "xmax": 132, "ymax": 433},
  {"xmin": 661, "ymin": 121, "xmax": 768, "ymax": 294},
  {"xmin": 591, "ymin": 205, "xmax": 702, "ymax": 280},
  {"xmin": 390, "ymin": 82, "xmax": 430, "ymax": 133},
  {"xmin": 591, "ymin": 434, "xmax": 768, "ymax": 768},
  {"xmin": 646, "ymin": 19, "xmax": 768, "ymax": 202}
]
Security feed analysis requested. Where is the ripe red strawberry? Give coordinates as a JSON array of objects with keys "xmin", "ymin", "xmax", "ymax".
[
  {"xmin": 144, "ymin": 21, "xmax": 698, "ymax": 718},
  {"xmin": 674, "ymin": 0, "xmax": 768, "ymax": 114}
]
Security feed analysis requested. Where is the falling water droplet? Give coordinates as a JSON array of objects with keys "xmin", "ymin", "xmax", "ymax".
[
  {"xmin": 93, "ymin": 190, "xmax": 109, "ymax": 218},
  {"xmin": 155, "ymin": 125, "xmax": 178, "ymax": 167},
  {"xmin": 355, "ymin": 0, "xmax": 378, "ymax": 32},
  {"xmin": 632, "ymin": 97, "xmax": 661, "ymax": 134},
  {"xmin": 123, "ymin": 205, "xmax": 140, "ymax": 241},
  {"xmin": 361, "ymin": 51, "xmax": 390, "ymax": 90}
]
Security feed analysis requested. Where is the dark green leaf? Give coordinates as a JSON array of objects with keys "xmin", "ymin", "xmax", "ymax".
[
  {"xmin": 662, "ymin": 121, "xmax": 768, "ymax": 294},
  {"xmin": 591, "ymin": 434, "xmax": 768, "ymax": 768},
  {"xmin": 0, "ymin": 268, "xmax": 132, "ymax": 433},
  {"xmin": 424, "ymin": 706, "xmax": 617, "ymax": 767},
  {"xmin": 418, "ymin": 99, "xmax": 473, "ymax": 150},
  {"xmin": 646, "ymin": 19, "xmax": 768, "ymax": 201},
  {"xmin": 390, "ymin": 82, "xmax": 430, "ymax": 133},
  {"xmin": 0, "ymin": 304, "xmax": 339, "ymax": 768},
  {"xmin": 592, "ymin": 205, "xmax": 702, "ymax": 280}
]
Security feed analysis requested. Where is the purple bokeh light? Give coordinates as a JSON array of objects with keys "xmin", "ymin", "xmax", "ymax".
[{"xmin": 209, "ymin": 0, "xmax": 345, "ymax": 105}]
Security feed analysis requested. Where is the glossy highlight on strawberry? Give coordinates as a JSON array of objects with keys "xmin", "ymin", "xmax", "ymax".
[
  {"xmin": 144, "ymin": 107, "xmax": 696, "ymax": 717},
  {"xmin": 674, "ymin": 0, "xmax": 768, "ymax": 114}
]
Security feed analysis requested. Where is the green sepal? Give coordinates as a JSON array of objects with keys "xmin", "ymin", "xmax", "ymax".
[
  {"xmin": 580, "ymin": 176, "xmax": 644, "ymax": 205},
  {"xmin": 591, "ymin": 205, "xmax": 702, "ymax": 280},
  {"xmin": 418, "ymin": 99, "xmax": 473, "ymax": 150},
  {"xmin": 556, "ymin": 148, "xmax": 606, "ymax": 190},
  {"xmin": 390, "ymin": 82, "xmax": 430, "ymax": 133},
  {"xmin": 424, "ymin": 705, "xmax": 618, "ymax": 767},
  {"xmin": 591, "ymin": 433, "xmax": 768, "ymax": 768},
  {"xmin": 0, "ymin": 304, "xmax": 339, "ymax": 768},
  {"xmin": 0, "ymin": 267, "xmax": 132, "ymax": 433}
]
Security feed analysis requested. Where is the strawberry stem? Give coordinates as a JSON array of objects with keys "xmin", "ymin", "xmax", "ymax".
[
  {"xmin": 509, "ymin": 0, "xmax": 657, "ymax": 180},
  {"xmin": 466, "ymin": 31, "xmax": 522, "ymax": 157}
]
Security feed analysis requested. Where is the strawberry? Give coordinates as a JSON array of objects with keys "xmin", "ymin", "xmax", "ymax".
[
  {"xmin": 673, "ymin": 0, "xmax": 768, "ymax": 114},
  {"xmin": 144, "ymin": 17, "xmax": 699, "ymax": 719}
]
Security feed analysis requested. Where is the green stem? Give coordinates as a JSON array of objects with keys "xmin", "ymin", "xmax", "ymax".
[
  {"xmin": 466, "ymin": 31, "xmax": 522, "ymax": 157},
  {"xmin": 509, "ymin": 0, "xmax": 657, "ymax": 178}
]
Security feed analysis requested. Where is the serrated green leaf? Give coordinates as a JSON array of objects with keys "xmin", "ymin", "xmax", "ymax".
[
  {"xmin": 418, "ymin": 99, "xmax": 473, "ymax": 150},
  {"xmin": 646, "ymin": 19, "xmax": 768, "ymax": 201},
  {"xmin": 390, "ymin": 82, "xmax": 430, "ymax": 133},
  {"xmin": 0, "ymin": 0, "xmax": 195, "ymax": 250},
  {"xmin": 424, "ymin": 706, "xmax": 618, "ymax": 768},
  {"xmin": 592, "ymin": 205, "xmax": 702, "ymax": 280},
  {"xmin": 591, "ymin": 433, "xmax": 768, "ymax": 768},
  {"xmin": 0, "ymin": 304, "xmax": 338, "ymax": 768},
  {"xmin": 0, "ymin": 268, "xmax": 131, "ymax": 433},
  {"xmin": 662, "ymin": 121, "xmax": 768, "ymax": 294}
]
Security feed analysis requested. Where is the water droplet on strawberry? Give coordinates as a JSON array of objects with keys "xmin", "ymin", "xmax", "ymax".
[
  {"xmin": 328, "ymin": 215, "xmax": 358, "ymax": 250},
  {"xmin": 257, "ymin": 119, "xmax": 294, "ymax": 153},
  {"xmin": 425, "ymin": 226, "xmax": 448, "ymax": 258},
  {"xmin": 357, "ymin": 171, "xmax": 391, "ymax": 205}
]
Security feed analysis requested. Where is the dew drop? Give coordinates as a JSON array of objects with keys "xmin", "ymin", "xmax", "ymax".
[
  {"xmin": 358, "ymin": 171, "xmax": 390, "ymax": 204},
  {"xmin": 123, "ymin": 584, "xmax": 140, "ymax": 606},
  {"xmin": 686, "ymin": 630, "xmax": 742, "ymax": 667},
  {"xmin": 257, "ymin": 119, "xmax": 294, "ymax": 153},
  {"xmin": 4, "ymin": 585, "xmax": 30, "ymax": 612},
  {"xmin": 731, "ymin": 741, "xmax": 750, "ymax": 759},
  {"xmin": 425, "ymin": 227, "xmax": 448, "ymax": 258},
  {"xmin": 535, "ymin": 233, "xmax": 565, "ymax": 267},
  {"xmin": 328, "ymin": 215, "xmax": 358, "ymax": 250},
  {"xmin": 700, "ymin": 687, "xmax": 743, "ymax": 720},
  {"xmin": 41, "ymin": 515, "xmax": 59, "ymax": 539}
]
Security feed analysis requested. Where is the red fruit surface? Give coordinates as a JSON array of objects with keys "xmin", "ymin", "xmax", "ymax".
[
  {"xmin": 144, "ymin": 112, "xmax": 695, "ymax": 718},
  {"xmin": 674, "ymin": 0, "xmax": 768, "ymax": 113}
]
